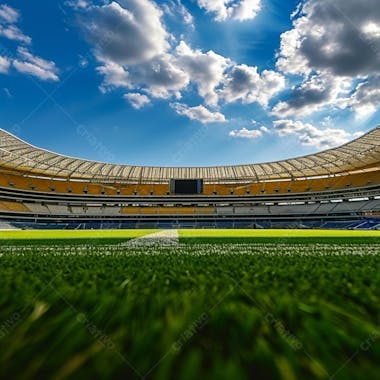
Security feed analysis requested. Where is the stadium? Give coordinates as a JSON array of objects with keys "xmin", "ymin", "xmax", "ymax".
[{"xmin": 0, "ymin": 126, "xmax": 379, "ymax": 230}]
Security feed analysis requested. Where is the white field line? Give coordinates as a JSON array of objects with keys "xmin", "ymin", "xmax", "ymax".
[{"xmin": 122, "ymin": 229, "xmax": 179, "ymax": 247}]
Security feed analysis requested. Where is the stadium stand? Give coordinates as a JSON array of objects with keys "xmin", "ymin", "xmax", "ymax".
[{"xmin": 0, "ymin": 127, "xmax": 379, "ymax": 229}]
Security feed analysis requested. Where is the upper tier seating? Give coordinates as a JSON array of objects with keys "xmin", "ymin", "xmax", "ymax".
[{"xmin": 0, "ymin": 169, "xmax": 379, "ymax": 197}]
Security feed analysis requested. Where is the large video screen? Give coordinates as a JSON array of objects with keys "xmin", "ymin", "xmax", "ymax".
[{"xmin": 170, "ymin": 179, "xmax": 203, "ymax": 194}]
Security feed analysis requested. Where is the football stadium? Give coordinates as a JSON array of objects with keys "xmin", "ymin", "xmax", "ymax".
[
  {"xmin": 1, "ymin": 127, "xmax": 380, "ymax": 380},
  {"xmin": 1, "ymin": 0, "xmax": 380, "ymax": 379},
  {"xmin": 0, "ymin": 126, "xmax": 379, "ymax": 230}
]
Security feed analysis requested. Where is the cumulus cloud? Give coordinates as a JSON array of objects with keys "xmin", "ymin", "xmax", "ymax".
[
  {"xmin": 274, "ymin": 0, "xmax": 380, "ymax": 118},
  {"xmin": 96, "ymin": 60, "xmax": 130, "ymax": 91},
  {"xmin": 72, "ymin": 0, "xmax": 287, "ymax": 117},
  {"xmin": 0, "ymin": 4, "xmax": 19, "ymax": 23},
  {"xmin": 342, "ymin": 77, "xmax": 380, "ymax": 118},
  {"xmin": 220, "ymin": 64, "xmax": 285, "ymax": 107},
  {"xmin": 272, "ymin": 73, "xmax": 350, "ymax": 117},
  {"xmin": 95, "ymin": 36, "xmax": 284, "ymax": 108},
  {"xmin": 72, "ymin": 1, "xmax": 295, "ymax": 123},
  {"xmin": 273, "ymin": 119, "xmax": 362, "ymax": 149},
  {"xmin": 277, "ymin": 0, "xmax": 380, "ymax": 77},
  {"xmin": 125, "ymin": 54, "xmax": 189, "ymax": 99},
  {"xmin": 171, "ymin": 103, "xmax": 226, "ymax": 123},
  {"xmin": 81, "ymin": 1, "xmax": 191, "ymax": 99},
  {"xmin": 81, "ymin": 1, "xmax": 169, "ymax": 66},
  {"xmin": 176, "ymin": 41, "xmax": 230, "ymax": 105},
  {"xmin": 13, "ymin": 47, "xmax": 59, "ymax": 81},
  {"xmin": 0, "ymin": 56, "xmax": 10, "ymax": 73},
  {"xmin": 229, "ymin": 126, "xmax": 267, "ymax": 139},
  {"xmin": 197, "ymin": 0, "xmax": 261, "ymax": 21},
  {"xmin": 124, "ymin": 92, "xmax": 151, "ymax": 109},
  {"xmin": 98, "ymin": 53, "xmax": 189, "ymax": 99}
]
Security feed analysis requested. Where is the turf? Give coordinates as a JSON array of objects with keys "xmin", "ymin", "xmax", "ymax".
[
  {"xmin": 179, "ymin": 228, "xmax": 380, "ymax": 237},
  {"xmin": 0, "ymin": 242, "xmax": 380, "ymax": 380},
  {"xmin": 0, "ymin": 229, "xmax": 158, "ymax": 240},
  {"xmin": 0, "ymin": 229, "xmax": 159, "ymax": 245},
  {"xmin": 178, "ymin": 229, "xmax": 380, "ymax": 244},
  {"xmin": 1, "ymin": 228, "xmax": 379, "ymax": 244}
]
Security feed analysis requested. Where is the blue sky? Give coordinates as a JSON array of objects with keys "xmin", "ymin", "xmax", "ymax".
[{"xmin": 0, "ymin": 0, "xmax": 379, "ymax": 166}]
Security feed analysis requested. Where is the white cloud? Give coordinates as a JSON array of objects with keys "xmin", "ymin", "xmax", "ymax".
[
  {"xmin": 220, "ymin": 64, "xmax": 285, "ymax": 107},
  {"xmin": 171, "ymin": 103, "xmax": 226, "ymax": 123},
  {"xmin": 125, "ymin": 53, "xmax": 189, "ymax": 99},
  {"xmin": 97, "ymin": 53, "xmax": 189, "ymax": 99},
  {"xmin": 124, "ymin": 92, "xmax": 151, "ymax": 109},
  {"xmin": 163, "ymin": 1, "xmax": 194, "ymax": 27},
  {"xmin": 176, "ymin": 0, "xmax": 194, "ymax": 26},
  {"xmin": 342, "ymin": 77, "xmax": 380, "ymax": 118},
  {"xmin": 273, "ymin": 71, "xmax": 380, "ymax": 119},
  {"xmin": 273, "ymin": 119, "xmax": 362, "ymax": 149},
  {"xmin": 197, "ymin": 0, "xmax": 261, "ymax": 21},
  {"xmin": 0, "ymin": 4, "xmax": 31, "ymax": 44},
  {"xmin": 229, "ymin": 127, "xmax": 264, "ymax": 139},
  {"xmin": 0, "ymin": 5, "xmax": 59, "ymax": 82},
  {"xmin": 13, "ymin": 47, "xmax": 59, "ymax": 81},
  {"xmin": 96, "ymin": 60, "xmax": 130, "ymax": 91},
  {"xmin": 0, "ymin": 56, "xmax": 10, "ymax": 73},
  {"xmin": 362, "ymin": 22, "xmax": 380, "ymax": 38},
  {"xmin": 175, "ymin": 41, "xmax": 230, "ymax": 106},
  {"xmin": 0, "ymin": 24, "xmax": 31, "ymax": 44},
  {"xmin": 81, "ymin": 0, "xmax": 170, "ymax": 65},
  {"xmin": 96, "ymin": 41, "xmax": 285, "ymax": 109},
  {"xmin": 65, "ymin": 0, "xmax": 89, "ymax": 10},
  {"xmin": 0, "ymin": 4, "xmax": 19, "ymax": 23},
  {"xmin": 274, "ymin": 0, "xmax": 380, "ymax": 119},
  {"xmin": 232, "ymin": 0, "xmax": 262, "ymax": 21},
  {"xmin": 13, "ymin": 60, "xmax": 59, "ymax": 81},
  {"xmin": 272, "ymin": 73, "xmax": 350, "ymax": 117},
  {"xmin": 81, "ymin": 1, "xmax": 190, "ymax": 99},
  {"xmin": 277, "ymin": 0, "xmax": 380, "ymax": 77},
  {"xmin": 73, "ymin": 1, "xmax": 288, "ymax": 121}
]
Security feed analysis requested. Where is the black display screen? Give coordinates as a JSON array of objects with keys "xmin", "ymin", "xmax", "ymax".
[{"xmin": 171, "ymin": 179, "xmax": 203, "ymax": 194}]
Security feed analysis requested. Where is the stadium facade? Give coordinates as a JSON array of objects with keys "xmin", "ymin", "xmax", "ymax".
[{"xmin": 0, "ymin": 126, "xmax": 379, "ymax": 229}]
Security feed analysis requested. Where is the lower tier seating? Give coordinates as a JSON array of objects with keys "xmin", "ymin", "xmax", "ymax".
[
  {"xmin": 2, "ymin": 217, "xmax": 380, "ymax": 230},
  {"xmin": 1, "ymin": 198, "xmax": 379, "ymax": 217}
]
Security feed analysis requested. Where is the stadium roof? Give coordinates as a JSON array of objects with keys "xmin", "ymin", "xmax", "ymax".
[{"xmin": 0, "ymin": 127, "xmax": 379, "ymax": 183}]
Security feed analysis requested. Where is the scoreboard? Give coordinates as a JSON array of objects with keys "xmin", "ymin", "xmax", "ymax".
[{"xmin": 170, "ymin": 179, "xmax": 203, "ymax": 194}]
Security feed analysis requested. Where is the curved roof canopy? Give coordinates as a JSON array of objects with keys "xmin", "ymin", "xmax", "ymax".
[{"xmin": 0, "ymin": 127, "xmax": 379, "ymax": 183}]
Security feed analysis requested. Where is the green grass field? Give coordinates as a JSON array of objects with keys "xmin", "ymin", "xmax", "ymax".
[
  {"xmin": 0, "ymin": 229, "xmax": 379, "ymax": 379},
  {"xmin": 0, "ymin": 229, "xmax": 157, "ymax": 241},
  {"xmin": 178, "ymin": 228, "xmax": 380, "ymax": 244},
  {"xmin": 0, "ymin": 229, "xmax": 160, "ymax": 246},
  {"xmin": 1, "ymin": 228, "xmax": 380, "ymax": 243}
]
